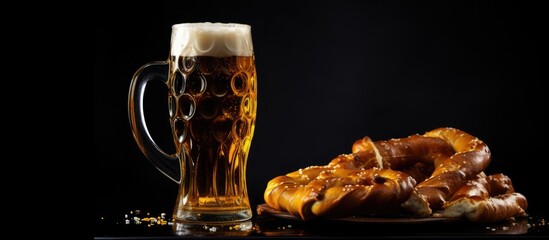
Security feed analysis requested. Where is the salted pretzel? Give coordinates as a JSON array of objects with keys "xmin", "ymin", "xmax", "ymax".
[
  {"xmin": 442, "ymin": 173, "xmax": 528, "ymax": 222},
  {"xmin": 351, "ymin": 128, "xmax": 491, "ymax": 211},
  {"xmin": 264, "ymin": 127, "xmax": 526, "ymax": 222},
  {"xmin": 264, "ymin": 167, "xmax": 415, "ymax": 220}
]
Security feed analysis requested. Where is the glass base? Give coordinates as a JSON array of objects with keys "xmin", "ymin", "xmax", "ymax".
[
  {"xmin": 173, "ymin": 220, "xmax": 253, "ymax": 236},
  {"xmin": 174, "ymin": 208, "xmax": 252, "ymax": 222}
]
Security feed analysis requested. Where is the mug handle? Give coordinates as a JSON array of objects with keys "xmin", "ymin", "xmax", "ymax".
[{"xmin": 128, "ymin": 61, "xmax": 180, "ymax": 183}]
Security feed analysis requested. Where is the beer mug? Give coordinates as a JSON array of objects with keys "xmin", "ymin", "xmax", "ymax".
[{"xmin": 128, "ymin": 23, "xmax": 257, "ymax": 222}]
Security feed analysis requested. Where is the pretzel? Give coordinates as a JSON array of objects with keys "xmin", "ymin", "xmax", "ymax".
[
  {"xmin": 263, "ymin": 127, "xmax": 526, "ymax": 222},
  {"xmin": 264, "ymin": 167, "xmax": 415, "ymax": 220},
  {"xmin": 448, "ymin": 172, "xmax": 513, "ymax": 201},
  {"xmin": 351, "ymin": 128, "xmax": 491, "ymax": 210},
  {"xmin": 348, "ymin": 134, "xmax": 454, "ymax": 180},
  {"xmin": 417, "ymin": 128, "xmax": 492, "ymax": 209},
  {"xmin": 442, "ymin": 173, "xmax": 528, "ymax": 222}
]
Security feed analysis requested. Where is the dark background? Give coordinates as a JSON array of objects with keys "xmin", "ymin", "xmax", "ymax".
[{"xmin": 94, "ymin": 0, "xmax": 545, "ymax": 218}]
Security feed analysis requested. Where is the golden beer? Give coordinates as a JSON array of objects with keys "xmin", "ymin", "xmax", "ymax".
[
  {"xmin": 170, "ymin": 55, "xmax": 256, "ymax": 221},
  {"xmin": 129, "ymin": 23, "xmax": 256, "ymax": 223}
]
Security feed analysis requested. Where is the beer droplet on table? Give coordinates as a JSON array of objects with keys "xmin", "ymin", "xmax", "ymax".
[{"xmin": 178, "ymin": 94, "xmax": 196, "ymax": 120}]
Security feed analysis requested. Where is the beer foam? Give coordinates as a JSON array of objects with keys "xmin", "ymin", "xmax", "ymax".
[{"xmin": 171, "ymin": 23, "xmax": 253, "ymax": 57}]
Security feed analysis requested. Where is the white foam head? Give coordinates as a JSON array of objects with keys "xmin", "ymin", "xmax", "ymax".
[{"xmin": 171, "ymin": 23, "xmax": 253, "ymax": 57}]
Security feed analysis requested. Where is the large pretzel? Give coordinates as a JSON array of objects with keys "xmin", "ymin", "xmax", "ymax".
[
  {"xmin": 264, "ymin": 134, "xmax": 451, "ymax": 220},
  {"xmin": 264, "ymin": 127, "xmax": 526, "ymax": 222},
  {"xmin": 351, "ymin": 127, "xmax": 491, "ymax": 211},
  {"xmin": 264, "ymin": 167, "xmax": 415, "ymax": 220}
]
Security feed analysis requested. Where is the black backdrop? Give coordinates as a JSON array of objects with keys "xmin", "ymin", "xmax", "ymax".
[{"xmin": 94, "ymin": 0, "xmax": 546, "ymax": 217}]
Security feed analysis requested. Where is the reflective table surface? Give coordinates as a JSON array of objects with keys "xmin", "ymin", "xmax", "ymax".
[{"xmin": 94, "ymin": 207, "xmax": 548, "ymax": 239}]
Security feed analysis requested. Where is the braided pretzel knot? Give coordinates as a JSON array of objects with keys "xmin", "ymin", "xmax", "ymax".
[{"xmin": 264, "ymin": 127, "xmax": 528, "ymax": 222}]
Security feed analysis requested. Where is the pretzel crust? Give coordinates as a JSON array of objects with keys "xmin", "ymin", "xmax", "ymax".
[
  {"xmin": 442, "ymin": 173, "xmax": 528, "ymax": 222},
  {"xmin": 263, "ymin": 128, "xmax": 526, "ymax": 222},
  {"xmin": 264, "ymin": 167, "xmax": 415, "ymax": 220}
]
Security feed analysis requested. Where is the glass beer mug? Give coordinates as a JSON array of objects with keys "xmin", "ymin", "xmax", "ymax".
[{"xmin": 128, "ymin": 23, "xmax": 257, "ymax": 222}]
